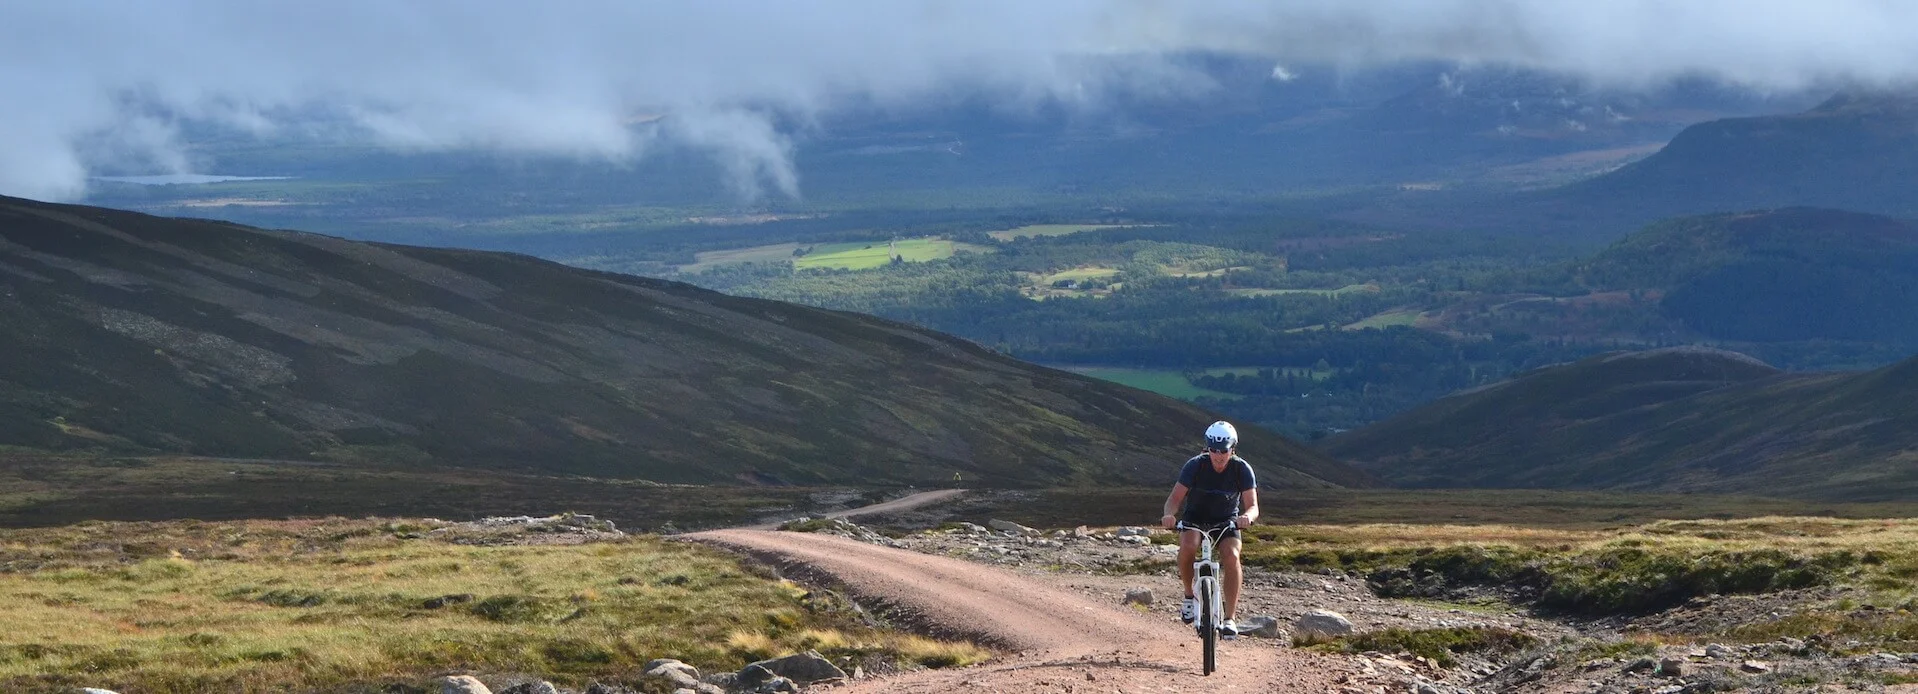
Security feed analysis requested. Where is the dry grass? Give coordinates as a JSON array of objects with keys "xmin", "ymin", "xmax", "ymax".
[{"xmin": 0, "ymin": 518, "xmax": 986, "ymax": 693}]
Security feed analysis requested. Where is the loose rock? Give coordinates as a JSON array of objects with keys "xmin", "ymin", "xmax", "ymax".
[
  {"xmin": 439, "ymin": 676, "xmax": 493, "ymax": 694},
  {"xmin": 1123, "ymin": 588, "xmax": 1154, "ymax": 606},
  {"xmin": 1294, "ymin": 609, "xmax": 1355, "ymax": 642},
  {"xmin": 744, "ymin": 649, "xmax": 847, "ymax": 684}
]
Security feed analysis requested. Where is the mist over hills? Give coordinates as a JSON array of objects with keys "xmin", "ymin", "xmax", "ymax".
[
  {"xmin": 1323, "ymin": 347, "xmax": 1918, "ymax": 500},
  {"xmin": 0, "ymin": 195, "xmax": 1367, "ymax": 489}
]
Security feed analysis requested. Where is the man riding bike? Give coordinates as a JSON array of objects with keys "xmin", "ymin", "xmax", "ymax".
[{"xmin": 1160, "ymin": 421, "xmax": 1259, "ymax": 639}]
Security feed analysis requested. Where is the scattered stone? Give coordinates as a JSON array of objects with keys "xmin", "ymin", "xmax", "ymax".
[
  {"xmin": 955, "ymin": 522, "xmax": 989, "ymax": 534},
  {"xmin": 1872, "ymin": 652, "xmax": 1906, "ymax": 665},
  {"xmin": 645, "ymin": 659, "xmax": 700, "ymax": 680},
  {"xmin": 82, "ymin": 689, "xmax": 120, "ymax": 694},
  {"xmin": 1085, "ymin": 670, "xmax": 1096, "ymax": 681},
  {"xmin": 988, "ymin": 519, "xmax": 1037, "ymax": 535},
  {"xmin": 1416, "ymin": 684, "xmax": 1442, "ymax": 694},
  {"xmin": 584, "ymin": 684, "xmax": 639, "ymax": 694},
  {"xmin": 1119, "ymin": 535, "xmax": 1150, "ymax": 546},
  {"xmin": 1705, "ymin": 643, "xmax": 1733, "ymax": 659},
  {"xmin": 1741, "ymin": 659, "xmax": 1771, "ymax": 673},
  {"xmin": 439, "ymin": 676, "xmax": 493, "ymax": 694},
  {"xmin": 1073, "ymin": 525, "xmax": 1091, "ymax": 538},
  {"xmin": 646, "ymin": 660, "xmax": 722, "ymax": 694},
  {"xmin": 745, "ymin": 650, "xmax": 847, "ymax": 684},
  {"xmin": 1657, "ymin": 657, "xmax": 1684, "ymax": 677},
  {"xmin": 1115, "ymin": 527, "xmax": 1151, "ymax": 538},
  {"xmin": 1123, "ymin": 588, "xmax": 1154, "ymax": 606},
  {"xmin": 1294, "ymin": 609, "xmax": 1355, "ymax": 641},
  {"xmin": 1622, "ymin": 657, "xmax": 1657, "ymax": 674}
]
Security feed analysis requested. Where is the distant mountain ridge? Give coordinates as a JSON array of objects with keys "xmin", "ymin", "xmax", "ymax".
[
  {"xmin": 1564, "ymin": 92, "xmax": 1918, "ymax": 218},
  {"xmin": 1323, "ymin": 347, "xmax": 1918, "ymax": 500},
  {"xmin": 0, "ymin": 195, "xmax": 1367, "ymax": 489}
]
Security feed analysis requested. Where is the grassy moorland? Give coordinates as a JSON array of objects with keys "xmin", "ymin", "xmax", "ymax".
[{"xmin": 0, "ymin": 518, "xmax": 987, "ymax": 693}]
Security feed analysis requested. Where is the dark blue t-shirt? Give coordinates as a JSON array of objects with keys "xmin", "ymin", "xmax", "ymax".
[{"xmin": 1178, "ymin": 454, "xmax": 1256, "ymax": 523}]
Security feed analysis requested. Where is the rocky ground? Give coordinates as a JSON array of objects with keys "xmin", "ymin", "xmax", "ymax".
[{"xmin": 787, "ymin": 516, "xmax": 1918, "ymax": 693}]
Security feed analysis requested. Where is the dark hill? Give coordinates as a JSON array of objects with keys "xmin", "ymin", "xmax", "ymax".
[
  {"xmin": 1579, "ymin": 208, "xmax": 1918, "ymax": 343},
  {"xmin": 0, "ymin": 195, "xmax": 1365, "ymax": 489},
  {"xmin": 1564, "ymin": 92, "xmax": 1918, "ymax": 218},
  {"xmin": 1322, "ymin": 347, "xmax": 1918, "ymax": 500}
]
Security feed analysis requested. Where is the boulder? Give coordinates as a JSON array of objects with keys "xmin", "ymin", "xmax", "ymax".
[
  {"xmin": 1705, "ymin": 643, "xmax": 1733, "ymax": 659},
  {"xmin": 497, "ymin": 682, "xmax": 559, "ymax": 694},
  {"xmin": 82, "ymin": 690, "xmax": 121, "ymax": 694},
  {"xmin": 1123, "ymin": 588, "xmax": 1154, "ymax": 606},
  {"xmin": 439, "ymin": 676, "xmax": 493, "ymax": 694},
  {"xmin": 645, "ymin": 658, "xmax": 699, "ymax": 679},
  {"xmin": 1115, "ymin": 527, "xmax": 1150, "ymax": 537},
  {"xmin": 584, "ymin": 685, "xmax": 639, "ymax": 694},
  {"xmin": 1292, "ymin": 609, "xmax": 1354, "ymax": 642},
  {"xmin": 1622, "ymin": 657, "xmax": 1657, "ymax": 673},
  {"xmin": 745, "ymin": 649, "xmax": 848, "ymax": 684},
  {"xmin": 1741, "ymin": 660, "xmax": 1771, "ymax": 673},
  {"xmin": 1238, "ymin": 615, "xmax": 1283, "ymax": 638},
  {"xmin": 644, "ymin": 661, "xmax": 723, "ymax": 694},
  {"xmin": 1118, "ymin": 535, "xmax": 1150, "ymax": 545},
  {"xmin": 1072, "ymin": 525, "xmax": 1091, "ymax": 538},
  {"xmin": 988, "ymin": 519, "xmax": 1037, "ymax": 535},
  {"xmin": 1658, "ymin": 657, "xmax": 1684, "ymax": 676}
]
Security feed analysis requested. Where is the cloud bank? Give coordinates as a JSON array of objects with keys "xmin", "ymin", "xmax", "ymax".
[{"xmin": 5, "ymin": 0, "xmax": 1918, "ymax": 201}]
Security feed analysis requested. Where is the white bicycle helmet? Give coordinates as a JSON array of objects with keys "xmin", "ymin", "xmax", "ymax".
[{"xmin": 1204, "ymin": 421, "xmax": 1238, "ymax": 452}]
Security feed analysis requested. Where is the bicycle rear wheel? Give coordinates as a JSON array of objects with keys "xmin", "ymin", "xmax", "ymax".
[{"xmin": 1198, "ymin": 581, "xmax": 1217, "ymax": 675}]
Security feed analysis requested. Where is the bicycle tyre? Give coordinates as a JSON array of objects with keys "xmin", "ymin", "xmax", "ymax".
[{"xmin": 1199, "ymin": 581, "xmax": 1217, "ymax": 675}]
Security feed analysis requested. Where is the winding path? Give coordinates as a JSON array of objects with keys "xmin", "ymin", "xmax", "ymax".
[{"xmin": 685, "ymin": 492, "xmax": 1345, "ymax": 692}]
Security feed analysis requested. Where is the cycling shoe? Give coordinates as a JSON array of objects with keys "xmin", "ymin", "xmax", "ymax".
[{"xmin": 1180, "ymin": 598, "xmax": 1197, "ymax": 625}]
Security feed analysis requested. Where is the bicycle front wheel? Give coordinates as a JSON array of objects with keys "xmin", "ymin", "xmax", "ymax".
[{"xmin": 1198, "ymin": 580, "xmax": 1217, "ymax": 675}]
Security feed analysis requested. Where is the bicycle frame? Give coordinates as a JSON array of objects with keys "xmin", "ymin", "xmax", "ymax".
[{"xmin": 1177, "ymin": 520, "xmax": 1235, "ymax": 675}]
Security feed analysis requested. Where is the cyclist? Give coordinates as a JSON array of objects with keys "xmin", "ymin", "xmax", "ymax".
[{"xmin": 1159, "ymin": 420, "xmax": 1259, "ymax": 639}]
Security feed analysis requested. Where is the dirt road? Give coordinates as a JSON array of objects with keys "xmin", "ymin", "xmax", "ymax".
[
  {"xmin": 687, "ymin": 528, "xmax": 1346, "ymax": 692},
  {"xmin": 820, "ymin": 489, "xmax": 968, "ymax": 520}
]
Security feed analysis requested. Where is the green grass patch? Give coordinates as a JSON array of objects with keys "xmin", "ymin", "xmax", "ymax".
[
  {"xmin": 0, "ymin": 518, "xmax": 988, "ymax": 692},
  {"xmin": 1343, "ymin": 308, "xmax": 1423, "ymax": 330},
  {"xmin": 1304, "ymin": 627, "xmax": 1537, "ymax": 667},
  {"xmin": 792, "ymin": 238, "xmax": 993, "ymax": 270},
  {"xmin": 1055, "ymin": 367, "xmax": 1238, "ymax": 401}
]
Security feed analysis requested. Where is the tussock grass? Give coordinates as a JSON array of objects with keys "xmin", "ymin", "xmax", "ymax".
[
  {"xmin": 1246, "ymin": 517, "xmax": 1918, "ymax": 615},
  {"xmin": 1303, "ymin": 626, "xmax": 1537, "ymax": 667},
  {"xmin": 0, "ymin": 518, "xmax": 985, "ymax": 693}
]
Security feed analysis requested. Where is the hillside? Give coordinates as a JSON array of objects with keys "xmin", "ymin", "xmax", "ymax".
[
  {"xmin": 1579, "ymin": 207, "xmax": 1918, "ymax": 343},
  {"xmin": 0, "ymin": 195, "xmax": 1366, "ymax": 489},
  {"xmin": 1563, "ymin": 92, "xmax": 1918, "ymax": 218},
  {"xmin": 1322, "ymin": 347, "xmax": 1918, "ymax": 500}
]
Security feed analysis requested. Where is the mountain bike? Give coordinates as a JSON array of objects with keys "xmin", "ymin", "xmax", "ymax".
[{"xmin": 1176, "ymin": 519, "xmax": 1237, "ymax": 675}]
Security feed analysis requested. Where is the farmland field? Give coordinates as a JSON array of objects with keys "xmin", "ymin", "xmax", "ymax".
[
  {"xmin": 1345, "ymin": 308, "xmax": 1424, "ymax": 330},
  {"xmin": 1227, "ymin": 283, "xmax": 1381, "ymax": 298},
  {"xmin": 1058, "ymin": 367, "xmax": 1237, "ymax": 401},
  {"xmin": 794, "ymin": 239, "xmax": 994, "ymax": 270}
]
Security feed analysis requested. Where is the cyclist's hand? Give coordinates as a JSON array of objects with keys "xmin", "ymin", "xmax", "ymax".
[
  {"xmin": 1161, "ymin": 514, "xmax": 1177, "ymax": 529},
  {"xmin": 1235, "ymin": 514, "xmax": 1253, "ymax": 528}
]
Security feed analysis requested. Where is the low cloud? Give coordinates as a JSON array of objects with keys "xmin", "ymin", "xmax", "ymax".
[{"xmin": 4, "ymin": 0, "xmax": 1918, "ymax": 202}]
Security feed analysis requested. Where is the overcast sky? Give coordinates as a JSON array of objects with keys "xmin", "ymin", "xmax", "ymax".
[{"xmin": 5, "ymin": 0, "xmax": 1918, "ymax": 201}]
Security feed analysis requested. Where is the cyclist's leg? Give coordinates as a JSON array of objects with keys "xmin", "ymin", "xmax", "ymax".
[
  {"xmin": 1221, "ymin": 534, "xmax": 1244, "ymax": 619},
  {"xmin": 1178, "ymin": 529, "xmax": 1199, "ymax": 598}
]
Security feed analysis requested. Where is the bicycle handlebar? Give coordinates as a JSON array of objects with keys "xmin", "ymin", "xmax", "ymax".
[{"xmin": 1174, "ymin": 520, "xmax": 1238, "ymax": 532}]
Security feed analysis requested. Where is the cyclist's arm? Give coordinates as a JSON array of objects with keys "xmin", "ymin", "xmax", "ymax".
[
  {"xmin": 1237, "ymin": 488, "xmax": 1260, "ymax": 527},
  {"xmin": 1161, "ymin": 482, "xmax": 1189, "ymax": 528}
]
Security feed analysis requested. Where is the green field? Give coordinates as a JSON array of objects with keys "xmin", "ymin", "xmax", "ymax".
[
  {"xmin": 1058, "ymin": 367, "xmax": 1237, "ymax": 401},
  {"xmin": 986, "ymin": 224, "xmax": 1138, "ymax": 241},
  {"xmin": 1344, "ymin": 308, "xmax": 1423, "ymax": 330},
  {"xmin": 794, "ymin": 239, "xmax": 993, "ymax": 270},
  {"xmin": 680, "ymin": 242, "xmax": 810, "ymax": 273}
]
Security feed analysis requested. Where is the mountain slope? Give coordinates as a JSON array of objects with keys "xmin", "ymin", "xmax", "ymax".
[
  {"xmin": 1322, "ymin": 347, "xmax": 1918, "ymax": 500},
  {"xmin": 1564, "ymin": 93, "xmax": 1918, "ymax": 218},
  {"xmin": 1580, "ymin": 207, "xmax": 1918, "ymax": 343},
  {"xmin": 0, "ymin": 195, "xmax": 1366, "ymax": 489}
]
